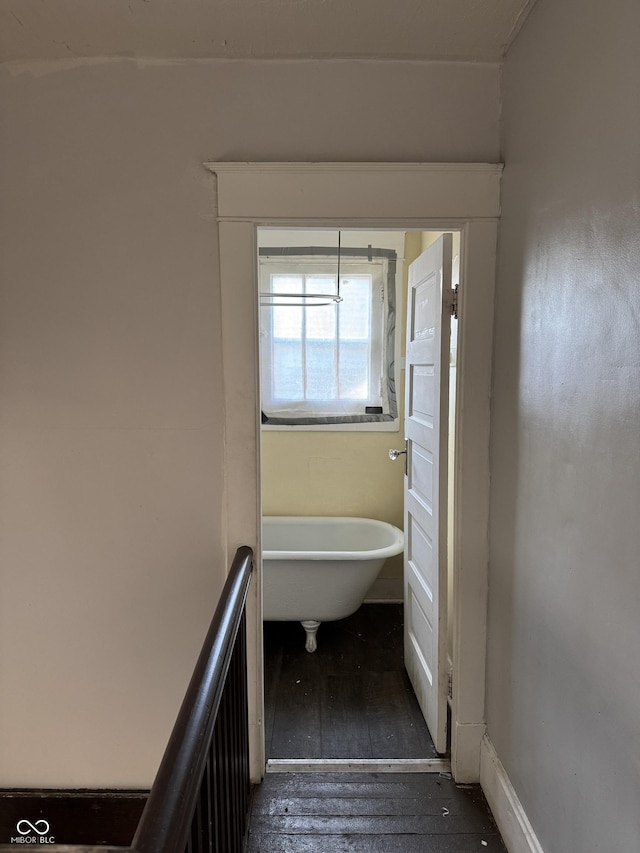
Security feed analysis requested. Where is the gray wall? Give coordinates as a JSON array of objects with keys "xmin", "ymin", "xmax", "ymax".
[
  {"xmin": 0, "ymin": 57, "xmax": 500, "ymax": 787},
  {"xmin": 488, "ymin": 0, "xmax": 640, "ymax": 849}
]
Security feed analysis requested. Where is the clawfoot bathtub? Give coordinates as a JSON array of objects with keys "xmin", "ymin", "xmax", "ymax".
[{"xmin": 262, "ymin": 516, "xmax": 404, "ymax": 652}]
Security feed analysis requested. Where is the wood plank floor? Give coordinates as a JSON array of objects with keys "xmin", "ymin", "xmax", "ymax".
[
  {"xmin": 264, "ymin": 604, "xmax": 438, "ymax": 760},
  {"xmin": 246, "ymin": 773, "xmax": 508, "ymax": 852}
]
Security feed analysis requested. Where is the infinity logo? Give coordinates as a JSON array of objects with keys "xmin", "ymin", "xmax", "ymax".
[{"xmin": 16, "ymin": 821, "xmax": 50, "ymax": 836}]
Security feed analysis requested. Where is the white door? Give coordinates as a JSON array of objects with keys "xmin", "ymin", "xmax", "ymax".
[{"xmin": 403, "ymin": 234, "xmax": 453, "ymax": 754}]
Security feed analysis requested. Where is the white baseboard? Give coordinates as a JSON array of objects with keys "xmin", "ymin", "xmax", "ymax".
[
  {"xmin": 480, "ymin": 735, "xmax": 544, "ymax": 853},
  {"xmin": 451, "ymin": 721, "xmax": 485, "ymax": 782}
]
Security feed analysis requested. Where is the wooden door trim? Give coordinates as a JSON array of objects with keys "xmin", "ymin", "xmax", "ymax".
[{"xmin": 206, "ymin": 162, "xmax": 501, "ymax": 783}]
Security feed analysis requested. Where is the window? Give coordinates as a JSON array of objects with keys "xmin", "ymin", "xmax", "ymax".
[{"xmin": 259, "ymin": 247, "xmax": 398, "ymax": 426}]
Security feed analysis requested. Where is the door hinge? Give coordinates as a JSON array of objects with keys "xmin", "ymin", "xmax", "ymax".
[{"xmin": 448, "ymin": 284, "xmax": 459, "ymax": 320}]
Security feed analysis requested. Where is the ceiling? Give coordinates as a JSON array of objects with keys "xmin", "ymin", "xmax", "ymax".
[{"xmin": 0, "ymin": 0, "xmax": 538, "ymax": 64}]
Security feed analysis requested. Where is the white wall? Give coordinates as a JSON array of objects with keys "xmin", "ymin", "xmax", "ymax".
[
  {"xmin": 488, "ymin": 0, "xmax": 640, "ymax": 849},
  {"xmin": 0, "ymin": 57, "xmax": 500, "ymax": 788}
]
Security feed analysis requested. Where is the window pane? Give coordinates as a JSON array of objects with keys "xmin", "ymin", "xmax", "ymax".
[
  {"xmin": 306, "ymin": 341, "xmax": 337, "ymax": 400},
  {"xmin": 272, "ymin": 275, "xmax": 303, "ymax": 338},
  {"xmin": 272, "ymin": 341, "xmax": 303, "ymax": 400},
  {"xmin": 305, "ymin": 276, "xmax": 337, "ymax": 340},
  {"xmin": 339, "ymin": 276, "xmax": 371, "ymax": 341},
  {"xmin": 339, "ymin": 342, "xmax": 370, "ymax": 399},
  {"xmin": 306, "ymin": 303, "xmax": 336, "ymax": 340},
  {"xmin": 306, "ymin": 275, "xmax": 336, "ymax": 295}
]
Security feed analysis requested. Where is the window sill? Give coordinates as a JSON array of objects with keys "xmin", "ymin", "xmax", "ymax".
[{"xmin": 261, "ymin": 419, "xmax": 400, "ymax": 433}]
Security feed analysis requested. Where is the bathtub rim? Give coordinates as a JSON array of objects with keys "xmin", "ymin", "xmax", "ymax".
[{"xmin": 262, "ymin": 515, "xmax": 404, "ymax": 562}]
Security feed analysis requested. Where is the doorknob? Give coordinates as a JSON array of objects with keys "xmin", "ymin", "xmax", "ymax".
[{"xmin": 389, "ymin": 447, "xmax": 407, "ymax": 461}]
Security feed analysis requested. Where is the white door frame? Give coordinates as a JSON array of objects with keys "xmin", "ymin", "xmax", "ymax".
[{"xmin": 205, "ymin": 162, "xmax": 502, "ymax": 784}]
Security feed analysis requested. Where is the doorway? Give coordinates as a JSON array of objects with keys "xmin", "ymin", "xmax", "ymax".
[
  {"xmin": 258, "ymin": 227, "xmax": 458, "ymax": 765},
  {"xmin": 208, "ymin": 161, "xmax": 501, "ymax": 783}
]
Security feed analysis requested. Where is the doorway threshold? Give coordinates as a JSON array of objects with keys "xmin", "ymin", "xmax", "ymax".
[{"xmin": 266, "ymin": 758, "xmax": 451, "ymax": 774}]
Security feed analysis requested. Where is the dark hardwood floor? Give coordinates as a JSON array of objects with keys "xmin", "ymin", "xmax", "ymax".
[
  {"xmin": 264, "ymin": 604, "xmax": 438, "ymax": 760},
  {"xmin": 246, "ymin": 772, "xmax": 507, "ymax": 852}
]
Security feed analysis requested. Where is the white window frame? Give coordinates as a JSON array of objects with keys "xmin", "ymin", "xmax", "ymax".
[
  {"xmin": 258, "ymin": 246, "xmax": 398, "ymax": 429},
  {"xmin": 261, "ymin": 262, "xmax": 383, "ymax": 413}
]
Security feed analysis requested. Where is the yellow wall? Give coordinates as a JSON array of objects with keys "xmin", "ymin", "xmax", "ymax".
[{"xmin": 261, "ymin": 430, "xmax": 404, "ymax": 577}]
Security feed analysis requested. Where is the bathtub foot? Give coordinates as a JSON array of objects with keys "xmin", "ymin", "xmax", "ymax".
[{"xmin": 301, "ymin": 620, "xmax": 321, "ymax": 653}]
